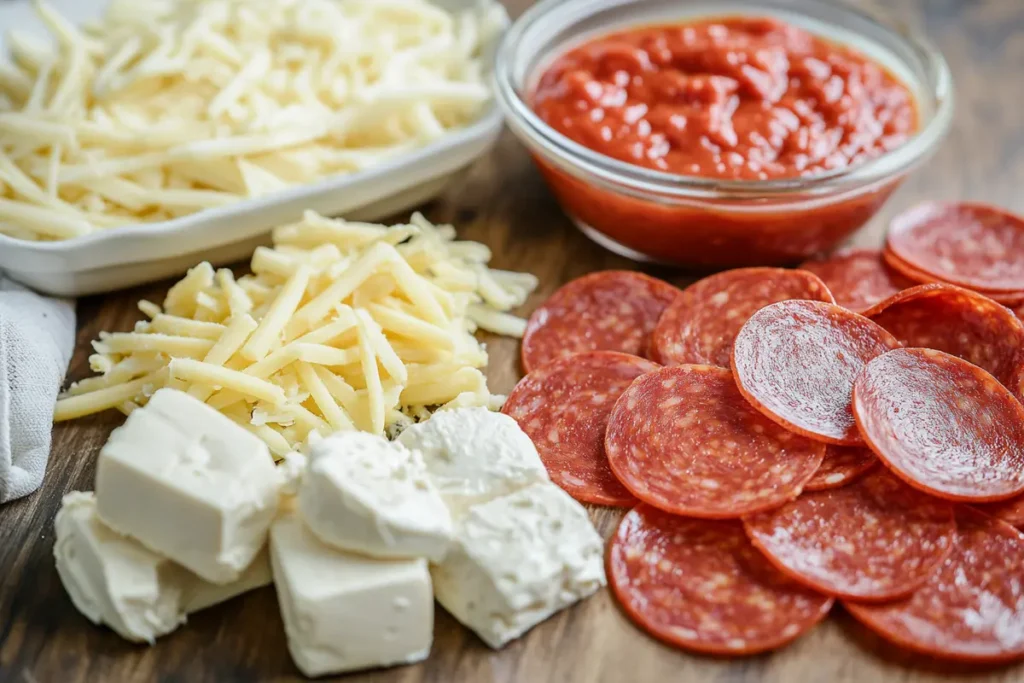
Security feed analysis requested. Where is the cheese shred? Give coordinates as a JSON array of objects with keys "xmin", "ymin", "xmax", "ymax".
[
  {"xmin": 0, "ymin": 0, "xmax": 507, "ymax": 240},
  {"xmin": 54, "ymin": 211, "xmax": 538, "ymax": 454}
]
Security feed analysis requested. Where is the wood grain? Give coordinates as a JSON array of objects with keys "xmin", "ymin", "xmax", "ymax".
[{"xmin": 3, "ymin": 0, "xmax": 1024, "ymax": 681}]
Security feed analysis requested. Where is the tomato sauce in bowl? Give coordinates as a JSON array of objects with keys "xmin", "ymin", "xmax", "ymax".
[
  {"xmin": 532, "ymin": 17, "xmax": 917, "ymax": 181},
  {"xmin": 495, "ymin": 1, "xmax": 952, "ymax": 267}
]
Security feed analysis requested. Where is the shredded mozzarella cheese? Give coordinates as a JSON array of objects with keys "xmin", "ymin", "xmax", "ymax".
[{"xmin": 0, "ymin": 0, "xmax": 505, "ymax": 240}]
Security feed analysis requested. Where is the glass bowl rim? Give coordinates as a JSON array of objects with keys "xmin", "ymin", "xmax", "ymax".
[{"xmin": 493, "ymin": 0, "xmax": 955, "ymax": 201}]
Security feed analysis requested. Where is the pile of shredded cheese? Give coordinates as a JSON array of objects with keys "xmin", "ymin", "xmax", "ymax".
[
  {"xmin": 0, "ymin": 0, "xmax": 504, "ymax": 240},
  {"xmin": 54, "ymin": 211, "xmax": 538, "ymax": 457}
]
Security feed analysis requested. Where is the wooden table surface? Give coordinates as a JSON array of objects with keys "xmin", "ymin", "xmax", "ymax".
[{"xmin": 3, "ymin": 0, "xmax": 1024, "ymax": 681}]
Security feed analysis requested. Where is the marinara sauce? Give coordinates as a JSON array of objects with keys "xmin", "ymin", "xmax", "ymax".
[{"xmin": 529, "ymin": 17, "xmax": 919, "ymax": 266}]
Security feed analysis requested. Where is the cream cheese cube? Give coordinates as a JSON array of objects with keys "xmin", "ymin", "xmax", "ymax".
[
  {"xmin": 95, "ymin": 388, "xmax": 279, "ymax": 584},
  {"xmin": 54, "ymin": 491, "xmax": 186, "ymax": 643},
  {"xmin": 396, "ymin": 407, "xmax": 549, "ymax": 517},
  {"xmin": 275, "ymin": 450, "xmax": 308, "ymax": 498},
  {"xmin": 270, "ymin": 512, "xmax": 433, "ymax": 677},
  {"xmin": 299, "ymin": 432, "xmax": 452, "ymax": 562},
  {"xmin": 180, "ymin": 545, "xmax": 272, "ymax": 614},
  {"xmin": 431, "ymin": 482, "xmax": 606, "ymax": 649},
  {"xmin": 54, "ymin": 492, "xmax": 272, "ymax": 643}
]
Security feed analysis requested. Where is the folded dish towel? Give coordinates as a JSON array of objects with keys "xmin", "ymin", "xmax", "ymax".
[{"xmin": 0, "ymin": 277, "xmax": 76, "ymax": 503}]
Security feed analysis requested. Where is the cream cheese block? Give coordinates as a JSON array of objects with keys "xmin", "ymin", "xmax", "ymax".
[
  {"xmin": 300, "ymin": 432, "xmax": 452, "ymax": 562},
  {"xmin": 180, "ymin": 546, "xmax": 272, "ymax": 614},
  {"xmin": 54, "ymin": 492, "xmax": 271, "ymax": 643},
  {"xmin": 275, "ymin": 450, "xmax": 308, "ymax": 498},
  {"xmin": 269, "ymin": 512, "xmax": 433, "ymax": 677},
  {"xmin": 431, "ymin": 482, "xmax": 606, "ymax": 649},
  {"xmin": 95, "ymin": 388, "xmax": 279, "ymax": 584},
  {"xmin": 395, "ymin": 407, "xmax": 549, "ymax": 517}
]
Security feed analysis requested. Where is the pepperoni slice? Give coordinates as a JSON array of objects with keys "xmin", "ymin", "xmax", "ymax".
[
  {"xmin": 992, "ymin": 291, "xmax": 1024, "ymax": 306},
  {"xmin": 501, "ymin": 351, "xmax": 658, "ymax": 507},
  {"xmin": 879, "ymin": 248, "xmax": 933, "ymax": 286},
  {"xmin": 520, "ymin": 271, "xmax": 679, "ymax": 372},
  {"xmin": 882, "ymin": 249, "xmax": 1024, "ymax": 304},
  {"xmin": 845, "ymin": 508, "xmax": 1024, "ymax": 663},
  {"xmin": 609, "ymin": 505, "xmax": 833, "ymax": 655},
  {"xmin": 799, "ymin": 250, "xmax": 912, "ymax": 313},
  {"xmin": 1008, "ymin": 360, "xmax": 1024, "ymax": 403},
  {"xmin": 650, "ymin": 268, "xmax": 834, "ymax": 367},
  {"xmin": 743, "ymin": 469, "xmax": 955, "ymax": 601},
  {"xmin": 853, "ymin": 348, "xmax": 1024, "ymax": 502},
  {"xmin": 731, "ymin": 300, "xmax": 900, "ymax": 445},
  {"xmin": 977, "ymin": 495, "xmax": 1024, "ymax": 529},
  {"xmin": 886, "ymin": 201, "xmax": 1024, "ymax": 293},
  {"xmin": 865, "ymin": 283, "xmax": 1024, "ymax": 401},
  {"xmin": 605, "ymin": 365, "xmax": 824, "ymax": 518},
  {"xmin": 804, "ymin": 445, "xmax": 877, "ymax": 492}
]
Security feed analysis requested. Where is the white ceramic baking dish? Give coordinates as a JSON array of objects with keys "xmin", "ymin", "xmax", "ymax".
[{"xmin": 0, "ymin": 0, "xmax": 506, "ymax": 296}]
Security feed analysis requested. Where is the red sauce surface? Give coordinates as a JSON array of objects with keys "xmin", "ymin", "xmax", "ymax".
[{"xmin": 533, "ymin": 17, "xmax": 917, "ymax": 180}]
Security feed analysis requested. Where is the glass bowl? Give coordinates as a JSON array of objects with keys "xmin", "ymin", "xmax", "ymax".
[{"xmin": 494, "ymin": 0, "xmax": 954, "ymax": 268}]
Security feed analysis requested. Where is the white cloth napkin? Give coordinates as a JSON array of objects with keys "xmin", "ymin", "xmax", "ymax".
[{"xmin": 0, "ymin": 277, "xmax": 76, "ymax": 503}]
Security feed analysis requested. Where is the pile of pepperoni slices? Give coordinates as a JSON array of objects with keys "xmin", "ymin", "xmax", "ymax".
[{"xmin": 502, "ymin": 201, "xmax": 1024, "ymax": 664}]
